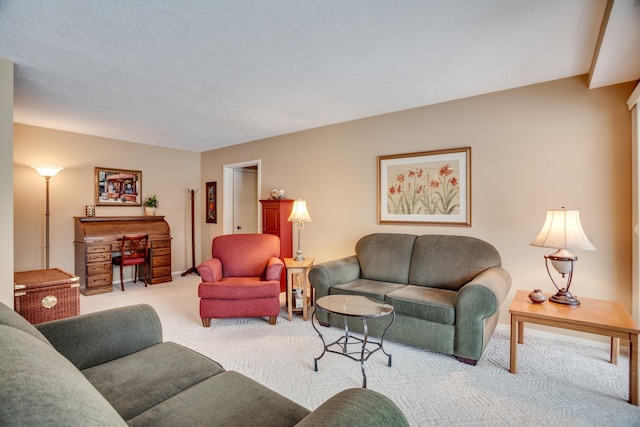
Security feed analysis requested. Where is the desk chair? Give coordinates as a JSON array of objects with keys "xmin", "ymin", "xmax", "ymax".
[{"xmin": 112, "ymin": 235, "xmax": 149, "ymax": 291}]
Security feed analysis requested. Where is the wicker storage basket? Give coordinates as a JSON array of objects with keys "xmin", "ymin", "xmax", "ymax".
[{"xmin": 14, "ymin": 268, "xmax": 80, "ymax": 324}]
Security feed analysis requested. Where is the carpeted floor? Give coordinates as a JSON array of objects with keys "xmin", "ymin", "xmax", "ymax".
[{"xmin": 80, "ymin": 274, "xmax": 640, "ymax": 426}]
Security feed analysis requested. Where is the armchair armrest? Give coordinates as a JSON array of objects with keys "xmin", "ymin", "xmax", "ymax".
[
  {"xmin": 308, "ymin": 255, "xmax": 361, "ymax": 300},
  {"xmin": 36, "ymin": 304, "xmax": 162, "ymax": 370},
  {"xmin": 295, "ymin": 388, "xmax": 409, "ymax": 427},
  {"xmin": 454, "ymin": 266, "xmax": 512, "ymax": 361},
  {"xmin": 266, "ymin": 256, "xmax": 284, "ymax": 281},
  {"xmin": 197, "ymin": 258, "xmax": 223, "ymax": 282}
]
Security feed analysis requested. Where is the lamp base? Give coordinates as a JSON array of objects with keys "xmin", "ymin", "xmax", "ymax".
[
  {"xmin": 293, "ymin": 250, "xmax": 304, "ymax": 261},
  {"xmin": 549, "ymin": 288, "xmax": 580, "ymax": 306}
]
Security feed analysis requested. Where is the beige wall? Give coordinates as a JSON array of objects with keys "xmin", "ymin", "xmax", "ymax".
[
  {"xmin": 201, "ymin": 76, "xmax": 636, "ymax": 332},
  {"xmin": 13, "ymin": 125, "xmax": 201, "ymax": 284},
  {"xmin": 0, "ymin": 58, "xmax": 14, "ymax": 307}
]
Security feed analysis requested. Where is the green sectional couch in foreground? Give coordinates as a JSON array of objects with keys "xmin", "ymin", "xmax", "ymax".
[{"xmin": 0, "ymin": 302, "xmax": 408, "ymax": 426}]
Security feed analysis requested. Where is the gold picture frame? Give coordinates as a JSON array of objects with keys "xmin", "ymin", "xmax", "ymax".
[
  {"xmin": 378, "ymin": 147, "xmax": 471, "ymax": 226},
  {"xmin": 95, "ymin": 167, "xmax": 142, "ymax": 206}
]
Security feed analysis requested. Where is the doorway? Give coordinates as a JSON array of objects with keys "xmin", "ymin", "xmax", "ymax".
[{"xmin": 223, "ymin": 160, "xmax": 261, "ymax": 235}]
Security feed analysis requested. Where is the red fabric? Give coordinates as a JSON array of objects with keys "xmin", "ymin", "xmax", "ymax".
[
  {"xmin": 198, "ymin": 279, "xmax": 280, "ymax": 299},
  {"xmin": 197, "ymin": 258, "xmax": 222, "ymax": 282},
  {"xmin": 197, "ymin": 234, "xmax": 284, "ymax": 323},
  {"xmin": 200, "ymin": 297, "xmax": 280, "ymax": 319},
  {"xmin": 211, "ymin": 234, "xmax": 280, "ymax": 278}
]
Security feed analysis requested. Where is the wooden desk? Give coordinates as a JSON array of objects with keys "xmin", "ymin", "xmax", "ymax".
[
  {"xmin": 74, "ymin": 216, "xmax": 172, "ymax": 295},
  {"xmin": 509, "ymin": 289, "xmax": 640, "ymax": 405},
  {"xmin": 284, "ymin": 258, "xmax": 314, "ymax": 321}
]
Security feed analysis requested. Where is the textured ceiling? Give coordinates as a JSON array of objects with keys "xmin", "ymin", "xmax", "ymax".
[{"xmin": 1, "ymin": 1, "xmax": 638, "ymax": 152}]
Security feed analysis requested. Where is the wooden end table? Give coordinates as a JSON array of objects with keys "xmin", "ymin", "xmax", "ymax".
[
  {"xmin": 509, "ymin": 289, "xmax": 639, "ymax": 405},
  {"xmin": 284, "ymin": 258, "xmax": 314, "ymax": 321}
]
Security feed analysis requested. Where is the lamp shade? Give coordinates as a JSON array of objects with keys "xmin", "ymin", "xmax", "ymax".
[
  {"xmin": 530, "ymin": 208, "xmax": 595, "ymax": 251},
  {"xmin": 287, "ymin": 199, "xmax": 312, "ymax": 223},
  {"xmin": 32, "ymin": 165, "xmax": 63, "ymax": 177}
]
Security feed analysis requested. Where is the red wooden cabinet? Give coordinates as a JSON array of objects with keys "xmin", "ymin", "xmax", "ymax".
[{"xmin": 260, "ymin": 199, "xmax": 293, "ymax": 292}]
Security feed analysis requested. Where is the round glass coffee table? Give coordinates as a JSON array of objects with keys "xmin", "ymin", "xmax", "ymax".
[{"xmin": 312, "ymin": 294, "xmax": 395, "ymax": 388}]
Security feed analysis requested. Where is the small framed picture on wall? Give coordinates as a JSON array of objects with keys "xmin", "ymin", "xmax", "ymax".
[{"xmin": 206, "ymin": 181, "xmax": 217, "ymax": 223}]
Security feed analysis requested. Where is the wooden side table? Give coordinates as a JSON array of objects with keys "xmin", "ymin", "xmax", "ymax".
[
  {"xmin": 509, "ymin": 289, "xmax": 640, "ymax": 405},
  {"xmin": 284, "ymin": 258, "xmax": 314, "ymax": 321}
]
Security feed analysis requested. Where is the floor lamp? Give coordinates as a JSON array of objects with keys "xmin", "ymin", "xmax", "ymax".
[{"xmin": 32, "ymin": 165, "xmax": 63, "ymax": 269}]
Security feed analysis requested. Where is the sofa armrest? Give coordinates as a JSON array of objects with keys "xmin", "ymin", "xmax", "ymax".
[
  {"xmin": 308, "ymin": 255, "xmax": 360, "ymax": 300},
  {"xmin": 36, "ymin": 304, "xmax": 163, "ymax": 370},
  {"xmin": 295, "ymin": 388, "xmax": 409, "ymax": 427},
  {"xmin": 266, "ymin": 256, "xmax": 284, "ymax": 281},
  {"xmin": 454, "ymin": 266, "xmax": 512, "ymax": 360},
  {"xmin": 197, "ymin": 258, "xmax": 223, "ymax": 282}
]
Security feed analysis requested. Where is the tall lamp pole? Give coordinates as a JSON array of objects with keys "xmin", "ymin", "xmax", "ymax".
[{"xmin": 32, "ymin": 165, "xmax": 63, "ymax": 269}]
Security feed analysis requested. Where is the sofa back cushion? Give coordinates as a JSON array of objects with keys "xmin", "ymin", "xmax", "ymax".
[
  {"xmin": 409, "ymin": 235, "xmax": 501, "ymax": 291},
  {"xmin": 212, "ymin": 233, "xmax": 280, "ymax": 278},
  {"xmin": 0, "ymin": 325, "xmax": 127, "ymax": 426},
  {"xmin": 356, "ymin": 233, "xmax": 417, "ymax": 284}
]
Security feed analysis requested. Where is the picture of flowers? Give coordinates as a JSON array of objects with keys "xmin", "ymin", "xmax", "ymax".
[{"xmin": 378, "ymin": 147, "xmax": 470, "ymax": 225}]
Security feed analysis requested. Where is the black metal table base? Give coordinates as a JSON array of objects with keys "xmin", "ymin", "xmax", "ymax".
[{"xmin": 312, "ymin": 309, "xmax": 394, "ymax": 388}]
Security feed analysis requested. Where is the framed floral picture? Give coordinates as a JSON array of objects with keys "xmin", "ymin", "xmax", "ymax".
[
  {"xmin": 206, "ymin": 181, "xmax": 217, "ymax": 223},
  {"xmin": 95, "ymin": 167, "xmax": 142, "ymax": 206},
  {"xmin": 378, "ymin": 147, "xmax": 471, "ymax": 225}
]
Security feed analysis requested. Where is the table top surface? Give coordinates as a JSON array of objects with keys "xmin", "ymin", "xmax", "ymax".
[
  {"xmin": 509, "ymin": 289, "xmax": 640, "ymax": 333},
  {"xmin": 284, "ymin": 258, "xmax": 314, "ymax": 268},
  {"xmin": 14, "ymin": 268, "xmax": 79, "ymax": 289},
  {"xmin": 316, "ymin": 295, "xmax": 394, "ymax": 318}
]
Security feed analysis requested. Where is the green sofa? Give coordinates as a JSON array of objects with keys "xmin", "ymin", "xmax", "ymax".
[
  {"xmin": 0, "ymin": 302, "xmax": 408, "ymax": 426},
  {"xmin": 309, "ymin": 233, "xmax": 512, "ymax": 365}
]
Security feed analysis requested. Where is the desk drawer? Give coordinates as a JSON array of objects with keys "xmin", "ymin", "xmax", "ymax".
[
  {"xmin": 152, "ymin": 266, "xmax": 171, "ymax": 278},
  {"xmin": 152, "ymin": 255, "xmax": 171, "ymax": 267},
  {"xmin": 86, "ymin": 253, "xmax": 112, "ymax": 263},
  {"xmin": 152, "ymin": 247, "xmax": 171, "ymax": 256},
  {"xmin": 87, "ymin": 244, "xmax": 111, "ymax": 254},
  {"xmin": 152, "ymin": 239, "xmax": 171, "ymax": 248},
  {"xmin": 87, "ymin": 274, "xmax": 112, "ymax": 288},
  {"xmin": 87, "ymin": 262, "xmax": 111, "ymax": 276}
]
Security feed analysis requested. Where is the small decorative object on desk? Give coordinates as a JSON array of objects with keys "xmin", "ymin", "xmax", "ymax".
[
  {"xmin": 85, "ymin": 205, "xmax": 95, "ymax": 217},
  {"xmin": 528, "ymin": 289, "xmax": 547, "ymax": 304},
  {"xmin": 270, "ymin": 188, "xmax": 285, "ymax": 199}
]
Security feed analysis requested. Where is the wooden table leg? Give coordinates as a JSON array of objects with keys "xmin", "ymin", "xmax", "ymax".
[
  {"xmin": 630, "ymin": 333, "xmax": 638, "ymax": 405},
  {"xmin": 610, "ymin": 337, "xmax": 619, "ymax": 365},
  {"xmin": 302, "ymin": 272, "xmax": 308, "ymax": 321},
  {"xmin": 287, "ymin": 269, "xmax": 293, "ymax": 321},
  {"xmin": 510, "ymin": 313, "xmax": 518, "ymax": 374}
]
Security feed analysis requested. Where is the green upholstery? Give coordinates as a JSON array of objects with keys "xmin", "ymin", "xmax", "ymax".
[
  {"xmin": 309, "ymin": 233, "xmax": 512, "ymax": 364},
  {"xmin": 0, "ymin": 301, "xmax": 408, "ymax": 426}
]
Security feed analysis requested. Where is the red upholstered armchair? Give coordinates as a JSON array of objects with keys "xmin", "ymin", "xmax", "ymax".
[{"xmin": 197, "ymin": 234, "xmax": 284, "ymax": 327}]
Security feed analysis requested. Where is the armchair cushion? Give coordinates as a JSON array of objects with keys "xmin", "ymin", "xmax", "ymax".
[{"xmin": 211, "ymin": 234, "xmax": 282, "ymax": 278}]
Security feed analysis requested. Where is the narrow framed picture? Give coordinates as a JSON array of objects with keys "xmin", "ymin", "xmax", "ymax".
[
  {"xmin": 378, "ymin": 147, "xmax": 471, "ymax": 226},
  {"xmin": 95, "ymin": 167, "xmax": 142, "ymax": 206},
  {"xmin": 206, "ymin": 181, "xmax": 217, "ymax": 223}
]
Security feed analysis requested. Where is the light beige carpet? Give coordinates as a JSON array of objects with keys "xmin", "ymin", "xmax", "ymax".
[{"xmin": 80, "ymin": 274, "xmax": 640, "ymax": 427}]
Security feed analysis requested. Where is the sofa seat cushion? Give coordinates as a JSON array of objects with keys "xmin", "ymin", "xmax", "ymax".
[
  {"xmin": 127, "ymin": 371, "xmax": 310, "ymax": 427},
  {"xmin": 82, "ymin": 342, "xmax": 224, "ymax": 421},
  {"xmin": 330, "ymin": 279, "xmax": 406, "ymax": 301},
  {"xmin": 198, "ymin": 278, "xmax": 280, "ymax": 299},
  {"xmin": 386, "ymin": 285, "xmax": 457, "ymax": 325},
  {"xmin": 0, "ymin": 325, "xmax": 127, "ymax": 426}
]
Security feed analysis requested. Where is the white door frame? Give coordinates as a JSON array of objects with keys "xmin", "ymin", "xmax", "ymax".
[{"xmin": 222, "ymin": 159, "xmax": 262, "ymax": 235}]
